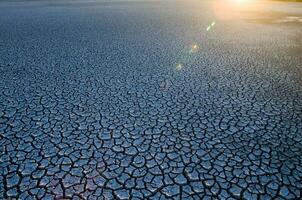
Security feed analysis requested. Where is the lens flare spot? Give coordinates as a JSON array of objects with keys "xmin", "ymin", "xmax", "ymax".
[
  {"xmin": 206, "ymin": 21, "xmax": 216, "ymax": 32},
  {"xmin": 190, "ymin": 43, "xmax": 199, "ymax": 53},
  {"xmin": 176, "ymin": 63, "xmax": 183, "ymax": 71}
]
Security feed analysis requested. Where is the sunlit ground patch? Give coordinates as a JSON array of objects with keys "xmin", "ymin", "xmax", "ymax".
[
  {"xmin": 212, "ymin": 0, "xmax": 302, "ymax": 24},
  {"xmin": 212, "ymin": 0, "xmax": 255, "ymax": 20},
  {"xmin": 274, "ymin": 16, "xmax": 302, "ymax": 23}
]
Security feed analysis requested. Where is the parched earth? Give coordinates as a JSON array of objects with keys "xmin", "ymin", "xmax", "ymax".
[{"xmin": 0, "ymin": 0, "xmax": 302, "ymax": 199}]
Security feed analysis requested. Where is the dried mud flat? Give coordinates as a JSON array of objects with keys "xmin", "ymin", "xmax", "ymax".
[{"xmin": 1, "ymin": 0, "xmax": 302, "ymax": 199}]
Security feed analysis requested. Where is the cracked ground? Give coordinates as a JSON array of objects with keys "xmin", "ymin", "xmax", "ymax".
[{"xmin": 1, "ymin": 0, "xmax": 302, "ymax": 199}]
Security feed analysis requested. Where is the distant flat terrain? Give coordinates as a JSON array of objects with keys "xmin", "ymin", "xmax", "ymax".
[{"xmin": 1, "ymin": 0, "xmax": 302, "ymax": 199}]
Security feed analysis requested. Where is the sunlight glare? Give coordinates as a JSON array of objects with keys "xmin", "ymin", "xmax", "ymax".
[
  {"xmin": 233, "ymin": 0, "xmax": 249, "ymax": 4},
  {"xmin": 212, "ymin": 0, "xmax": 255, "ymax": 21}
]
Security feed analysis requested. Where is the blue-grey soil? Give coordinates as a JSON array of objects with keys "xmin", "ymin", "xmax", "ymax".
[{"xmin": 1, "ymin": 0, "xmax": 302, "ymax": 199}]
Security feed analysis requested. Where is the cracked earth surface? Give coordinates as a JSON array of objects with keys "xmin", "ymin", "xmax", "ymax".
[{"xmin": 1, "ymin": 0, "xmax": 302, "ymax": 199}]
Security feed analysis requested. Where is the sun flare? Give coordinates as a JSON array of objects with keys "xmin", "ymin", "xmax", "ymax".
[
  {"xmin": 233, "ymin": 0, "xmax": 250, "ymax": 4},
  {"xmin": 212, "ymin": 0, "xmax": 257, "ymax": 21}
]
